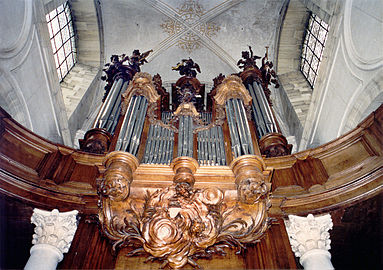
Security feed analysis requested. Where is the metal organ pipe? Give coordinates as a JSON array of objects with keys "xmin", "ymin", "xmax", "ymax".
[
  {"xmin": 178, "ymin": 115, "xmax": 193, "ymax": 158},
  {"xmin": 248, "ymin": 82, "xmax": 277, "ymax": 138},
  {"xmin": 143, "ymin": 112, "xmax": 174, "ymax": 165},
  {"xmin": 197, "ymin": 113, "xmax": 226, "ymax": 166},
  {"xmin": 94, "ymin": 78, "xmax": 127, "ymax": 134},
  {"xmin": 115, "ymin": 95, "xmax": 148, "ymax": 157},
  {"xmin": 225, "ymin": 98, "xmax": 255, "ymax": 158}
]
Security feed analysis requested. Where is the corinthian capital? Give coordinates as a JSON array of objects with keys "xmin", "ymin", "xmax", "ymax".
[
  {"xmin": 284, "ymin": 214, "xmax": 333, "ymax": 258},
  {"xmin": 31, "ymin": 209, "xmax": 78, "ymax": 254}
]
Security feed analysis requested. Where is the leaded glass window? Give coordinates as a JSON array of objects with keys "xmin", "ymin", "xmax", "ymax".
[
  {"xmin": 46, "ymin": 2, "xmax": 76, "ymax": 82},
  {"xmin": 301, "ymin": 13, "xmax": 329, "ymax": 88}
]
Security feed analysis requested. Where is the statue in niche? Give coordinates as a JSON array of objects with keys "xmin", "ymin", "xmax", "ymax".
[
  {"xmin": 101, "ymin": 49, "xmax": 153, "ymax": 101},
  {"xmin": 172, "ymin": 58, "xmax": 201, "ymax": 77},
  {"xmin": 237, "ymin": 45, "xmax": 261, "ymax": 70}
]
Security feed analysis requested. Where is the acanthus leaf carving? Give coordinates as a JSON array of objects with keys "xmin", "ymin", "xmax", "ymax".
[{"xmin": 31, "ymin": 208, "xmax": 78, "ymax": 254}]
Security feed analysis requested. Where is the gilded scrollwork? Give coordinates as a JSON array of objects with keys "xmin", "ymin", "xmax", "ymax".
[
  {"xmin": 99, "ymin": 155, "xmax": 272, "ymax": 269},
  {"xmin": 100, "ymin": 184, "xmax": 270, "ymax": 269}
]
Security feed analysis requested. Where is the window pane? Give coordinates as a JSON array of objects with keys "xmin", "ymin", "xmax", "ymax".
[
  {"xmin": 49, "ymin": 9, "xmax": 57, "ymax": 19},
  {"xmin": 58, "ymin": 48, "xmax": 65, "ymax": 64},
  {"xmin": 61, "ymin": 61, "xmax": 68, "ymax": 76},
  {"xmin": 300, "ymin": 13, "xmax": 329, "ymax": 88},
  {"xmin": 55, "ymin": 34, "xmax": 62, "ymax": 49},
  {"xmin": 62, "ymin": 26, "xmax": 70, "ymax": 42},
  {"xmin": 58, "ymin": 12, "xmax": 67, "ymax": 28},
  {"xmin": 46, "ymin": 1, "xmax": 76, "ymax": 82},
  {"xmin": 57, "ymin": 4, "xmax": 64, "ymax": 13},
  {"xmin": 51, "ymin": 18, "xmax": 60, "ymax": 35},
  {"xmin": 64, "ymin": 41, "xmax": 71, "ymax": 57},
  {"xmin": 67, "ymin": 54, "xmax": 74, "ymax": 67}
]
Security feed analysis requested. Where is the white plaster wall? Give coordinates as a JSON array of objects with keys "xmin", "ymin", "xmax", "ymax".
[
  {"xmin": 299, "ymin": 0, "xmax": 383, "ymax": 150},
  {"xmin": 0, "ymin": 0, "xmax": 71, "ymax": 144}
]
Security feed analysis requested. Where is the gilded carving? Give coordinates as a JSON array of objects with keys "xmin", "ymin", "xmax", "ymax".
[
  {"xmin": 99, "ymin": 151, "xmax": 139, "ymax": 202},
  {"xmin": 231, "ymin": 155, "xmax": 272, "ymax": 205},
  {"xmin": 121, "ymin": 72, "xmax": 160, "ymax": 115},
  {"xmin": 99, "ymin": 155, "xmax": 272, "ymax": 269},
  {"xmin": 214, "ymin": 75, "xmax": 252, "ymax": 106}
]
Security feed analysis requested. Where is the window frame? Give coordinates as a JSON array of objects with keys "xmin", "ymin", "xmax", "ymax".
[
  {"xmin": 300, "ymin": 13, "xmax": 329, "ymax": 88},
  {"xmin": 46, "ymin": 1, "xmax": 77, "ymax": 82}
]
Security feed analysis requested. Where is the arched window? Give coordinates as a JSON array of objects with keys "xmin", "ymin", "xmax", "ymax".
[
  {"xmin": 46, "ymin": 2, "xmax": 76, "ymax": 82},
  {"xmin": 300, "ymin": 13, "xmax": 329, "ymax": 88}
]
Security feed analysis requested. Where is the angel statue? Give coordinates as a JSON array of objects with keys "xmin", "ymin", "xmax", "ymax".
[
  {"xmin": 237, "ymin": 45, "xmax": 261, "ymax": 70},
  {"xmin": 172, "ymin": 58, "xmax": 201, "ymax": 77},
  {"xmin": 100, "ymin": 49, "xmax": 153, "ymax": 101}
]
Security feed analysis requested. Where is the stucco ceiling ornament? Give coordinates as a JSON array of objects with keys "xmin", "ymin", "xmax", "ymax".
[{"xmin": 160, "ymin": 0, "xmax": 220, "ymax": 53}]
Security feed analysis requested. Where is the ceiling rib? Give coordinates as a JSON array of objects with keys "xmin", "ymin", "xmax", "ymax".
[{"xmin": 142, "ymin": 0, "xmax": 243, "ymax": 70}]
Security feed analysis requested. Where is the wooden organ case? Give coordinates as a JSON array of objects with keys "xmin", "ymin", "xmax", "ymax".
[{"xmin": 0, "ymin": 48, "xmax": 382, "ymax": 269}]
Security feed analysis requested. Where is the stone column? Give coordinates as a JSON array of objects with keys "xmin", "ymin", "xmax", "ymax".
[
  {"xmin": 284, "ymin": 214, "xmax": 334, "ymax": 270},
  {"xmin": 25, "ymin": 209, "xmax": 78, "ymax": 270}
]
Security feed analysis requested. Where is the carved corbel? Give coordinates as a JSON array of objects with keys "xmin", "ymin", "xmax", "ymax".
[
  {"xmin": 99, "ymin": 151, "xmax": 139, "ymax": 201},
  {"xmin": 230, "ymin": 155, "xmax": 272, "ymax": 205},
  {"xmin": 171, "ymin": 156, "xmax": 199, "ymax": 196}
]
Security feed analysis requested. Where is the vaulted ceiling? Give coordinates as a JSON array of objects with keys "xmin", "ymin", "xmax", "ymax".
[{"xmin": 100, "ymin": 0, "xmax": 285, "ymax": 85}]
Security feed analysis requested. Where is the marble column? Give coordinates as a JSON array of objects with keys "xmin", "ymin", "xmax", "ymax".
[
  {"xmin": 24, "ymin": 209, "xmax": 78, "ymax": 270},
  {"xmin": 284, "ymin": 214, "xmax": 334, "ymax": 270}
]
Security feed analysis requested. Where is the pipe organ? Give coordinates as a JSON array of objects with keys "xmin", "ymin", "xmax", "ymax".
[{"xmin": 77, "ymin": 48, "xmax": 292, "ymax": 268}]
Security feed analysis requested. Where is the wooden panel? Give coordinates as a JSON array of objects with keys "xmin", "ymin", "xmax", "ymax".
[
  {"xmin": 116, "ymin": 247, "xmax": 245, "ymax": 269},
  {"xmin": 59, "ymin": 218, "xmax": 116, "ymax": 269},
  {"xmin": 319, "ymin": 139, "xmax": 374, "ymax": 176},
  {"xmin": 244, "ymin": 220, "xmax": 299, "ymax": 269},
  {"xmin": 272, "ymin": 156, "xmax": 328, "ymax": 191},
  {"xmin": 0, "ymin": 193, "xmax": 34, "ymax": 270},
  {"xmin": 330, "ymin": 193, "xmax": 383, "ymax": 270}
]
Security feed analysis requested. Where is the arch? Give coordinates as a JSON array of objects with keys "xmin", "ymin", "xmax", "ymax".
[
  {"xmin": 0, "ymin": 68, "xmax": 32, "ymax": 129},
  {"xmin": 340, "ymin": 69, "xmax": 383, "ymax": 134}
]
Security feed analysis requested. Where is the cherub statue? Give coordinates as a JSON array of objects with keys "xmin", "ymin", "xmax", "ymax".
[
  {"xmin": 237, "ymin": 45, "xmax": 261, "ymax": 70},
  {"xmin": 172, "ymin": 58, "xmax": 201, "ymax": 77}
]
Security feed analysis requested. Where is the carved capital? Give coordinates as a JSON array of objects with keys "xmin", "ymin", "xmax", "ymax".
[
  {"xmin": 100, "ymin": 151, "xmax": 139, "ymax": 201},
  {"xmin": 230, "ymin": 155, "xmax": 272, "ymax": 204},
  {"xmin": 284, "ymin": 214, "xmax": 333, "ymax": 258},
  {"xmin": 214, "ymin": 75, "xmax": 252, "ymax": 106},
  {"xmin": 31, "ymin": 209, "xmax": 78, "ymax": 254}
]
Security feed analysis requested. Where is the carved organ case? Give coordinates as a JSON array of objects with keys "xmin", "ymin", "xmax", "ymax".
[{"xmin": 79, "ymin": 51, "xmax": 294, "ymax": 269}]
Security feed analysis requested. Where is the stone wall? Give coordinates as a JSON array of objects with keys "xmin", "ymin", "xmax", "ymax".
[{"xmin": 0, "ymin": 0, "xmax": 71, "ymax": 144}]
